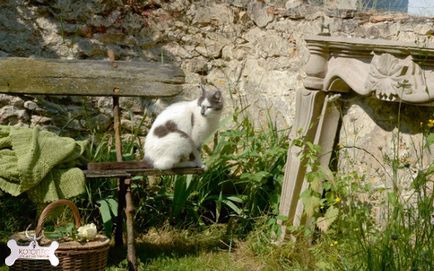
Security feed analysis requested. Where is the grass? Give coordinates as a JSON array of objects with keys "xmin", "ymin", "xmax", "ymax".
[
  {"xmin": 0, "ymin": 216, "xmax": 324, "ymax": 271},
  {"xmin": 143, "ymin": 253, "xmax": 243, "ymax": 271},
  {"xmin": 122, "ymin": 225, "xmax": 249, "ymax": 271},
  {"xmin": 0, "ymin": 223, "xmax": 287, "ymax": 271},
  {"xmin": 103, "ymin": 223, "xmax": 322, "ymax": 271}
]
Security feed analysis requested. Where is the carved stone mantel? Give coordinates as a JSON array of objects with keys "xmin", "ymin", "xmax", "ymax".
[
  {"xmin": 304, "ymin": 35, "xmax": 434, "ymax": 104},
  {"xmin": 279, "ymin": 35, "xmax": 434, "ymax": 239}
]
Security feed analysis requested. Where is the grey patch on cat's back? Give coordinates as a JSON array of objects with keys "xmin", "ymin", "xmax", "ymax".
[
  {"xmin": 154, "ymin": 120, "xmax": 177, "ymax": 137},
  {"xmin": 191, "ymin": 113, "xmax": 194, "ymax": 127},
  {"xmin": 154, "ymin": 120, "xmax": 190, "ymax": 139}
]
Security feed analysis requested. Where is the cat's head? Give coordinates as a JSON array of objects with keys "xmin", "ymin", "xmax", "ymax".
[{"xmin": 197, "ymin": 85, "xmax": 223, "ymax": 117}]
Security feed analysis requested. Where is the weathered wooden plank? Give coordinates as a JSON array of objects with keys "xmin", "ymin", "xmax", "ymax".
[
  {"xmin": 87, "ymin": 161, "xmax": 203, "ymax": 175},
  {"xmin": 0, "ymin": 57, "xmax": 184, "ymax": 97},
  {"xmin": 84, "ymin": 164, "xmax": 205, "ymax": 178},
  {"xmin": 84, "ymin": 170, "xmax": 132, "ymax": 178},
  {"xmin": 88, "ymin": 160, "xmax": 151, "ymax": 171}
]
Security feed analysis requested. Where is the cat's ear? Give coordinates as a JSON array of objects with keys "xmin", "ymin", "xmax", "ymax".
[
  {"xmin": 199, "ymin": 84, "xmax": 206, "ymax": 97},
  {"xmin": 213, "ymin": 90, "xmax": 221, "ymax": 100}
]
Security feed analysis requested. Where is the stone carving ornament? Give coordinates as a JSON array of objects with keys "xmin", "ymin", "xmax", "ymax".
[{"xmin": 365, "ymin": 53, "xmax": 429, "ymax": 103}]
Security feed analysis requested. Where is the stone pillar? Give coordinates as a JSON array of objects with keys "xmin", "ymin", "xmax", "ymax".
[
  {"xmin": 278, "ymin": 42, "xmax": 331, "ymax": 237},
  {"xmin": 303, "ymin": 43, "xmax": 329, "ymax": 90}
]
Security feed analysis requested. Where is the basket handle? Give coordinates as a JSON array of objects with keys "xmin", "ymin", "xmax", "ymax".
[{"xmin": 35, "ymin": 199, "xmax": 81, "ymax": 237}]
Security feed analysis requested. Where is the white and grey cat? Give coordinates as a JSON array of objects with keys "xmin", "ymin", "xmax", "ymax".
[{"xmin": 143, "ymin": 85, "xmax": 223, "ymax": 170}]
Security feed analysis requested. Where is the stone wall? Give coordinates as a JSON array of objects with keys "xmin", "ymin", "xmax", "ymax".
[
  {"xmin": 2, "ymin": 0, "xmax": 433, "ymax": 131},
  {"xmin": 0, "ymin": 1, "xmax": 432, "ymax": 173}
]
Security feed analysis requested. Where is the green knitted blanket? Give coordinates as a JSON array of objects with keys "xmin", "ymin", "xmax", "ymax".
[{"xmin": 0, "ymin": 125, "xmax": 87, "ymax": 202}]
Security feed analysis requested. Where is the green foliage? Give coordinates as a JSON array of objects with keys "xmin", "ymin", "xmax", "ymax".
[
  {"xmin": 0, "ymin": 193, "xmax": 36, "ymax": 240},
  {"xmin": 288, "ymin": 111, "xmax": 434, "ymax": 270},
  {"xmin": 44, "ymin": 222, "xmax": 76, "ymax": 240}
]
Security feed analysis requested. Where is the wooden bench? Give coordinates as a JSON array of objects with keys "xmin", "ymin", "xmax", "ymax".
[{"xmin": 0, "ymin": 56, "xmax": 204, "ymax": 270}]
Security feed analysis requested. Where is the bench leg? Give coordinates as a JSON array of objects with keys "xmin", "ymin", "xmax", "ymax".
[
  {"xmin": 112, "ymin": 96, "xmax": 136, "ymax": 269},
  {"xmin": 115, "ymin": 177, "xmax": 126, "ymax": 247},
  {"xmin": 114, "ymin": 177, "xmax": 137, "ymax": 270},
  {"xmin": 125, "ymin": 178, "xmax": 137, "ymax": 271},
  {"xmin": 113, "ymin": 96, "xmax": 125, "ymax": 247}
]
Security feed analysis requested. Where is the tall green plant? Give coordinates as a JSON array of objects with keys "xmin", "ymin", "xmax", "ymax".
[
  {"xmin": 139, "ymin": 103, "xmax": 289, "ymax": 233},
  {"xmin": 294, "ymin": 106, "xmax": 434, "ymax": 270}
]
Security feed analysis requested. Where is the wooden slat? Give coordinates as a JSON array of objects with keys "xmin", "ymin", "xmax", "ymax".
[
  {"xmin": 0, "ymin": 57, "xmax": 184, "ymax": 97},
  {"xmin": 84, "ymin": 170, "xmax": 132, "ymax": 178},
  {"xmin": 84, "ymin": 167, "xmax": 205, "ymax": 178},
  {"xmin": 88, "ymin": 160, "xmax": 151, "ymax": 171}
]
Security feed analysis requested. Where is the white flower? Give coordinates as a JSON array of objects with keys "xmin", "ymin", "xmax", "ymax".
[{"xmin": 77, "ymin": 223, "xmax": 97, "ymax": 241}]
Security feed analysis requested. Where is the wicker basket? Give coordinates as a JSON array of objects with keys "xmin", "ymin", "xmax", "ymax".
[{"xmin": 9, "ymin": 199, "xmax": 110, "ymax": 271}]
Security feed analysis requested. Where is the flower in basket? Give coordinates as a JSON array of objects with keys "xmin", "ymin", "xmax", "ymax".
[{"xmin": 77, "ymin": 223, "xmax": 97, "ymax": 241}]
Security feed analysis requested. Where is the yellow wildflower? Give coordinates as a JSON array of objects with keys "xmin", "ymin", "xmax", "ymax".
[
  {"xmin": 335, "ymin": 197, "xmax": 341, "ymax": 204},
  {"xmin": 428, "ymin": 119, "xmax": 434, "ymax": 128}
]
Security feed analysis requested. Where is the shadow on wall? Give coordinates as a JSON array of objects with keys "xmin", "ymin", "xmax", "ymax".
[{"xmin": 339, "ymin": 93, "xmax": 432, "ymax": 135}]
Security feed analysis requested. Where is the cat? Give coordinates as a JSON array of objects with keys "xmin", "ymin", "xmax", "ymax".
[{"xmin": 143, "ymin": 84, "xmax": 223, "ymax": 170}]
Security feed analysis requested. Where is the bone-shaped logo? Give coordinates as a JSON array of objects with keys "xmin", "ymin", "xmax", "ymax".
[{"xmin": 5, "ymin": 239, "xmax": 59, "ymax": 266}]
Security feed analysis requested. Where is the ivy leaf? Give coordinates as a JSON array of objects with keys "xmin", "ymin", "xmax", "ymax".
[
  {"xmin": 301, "ymin": 192, "xmax": 321, "ymax": 218},
  {"xmin": 316, "ymin": 206, "xmax": 339, "ymax": 232},
  {"xmin": 320, "ymin": 165, "xmax": 335, "ymax": 182},
  {"xmin": 240, "ymin": 171, "xmax": 270, "ymax": 183},
  {"xmin": 310, "ymin": 177, "xmax": 322, "ymax": 193}
]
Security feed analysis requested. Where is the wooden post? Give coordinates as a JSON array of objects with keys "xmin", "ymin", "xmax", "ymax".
[
  {"xmin": 113, "ymin": 96, "xmax": 125, "ymax": 247},
  {"xmin": 125, "ymin": 178, "xmax": 136, "ymax": 271},
  {"xmin": 113, "ymin": 96, "xmax": 137, "ymax": 270}
]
